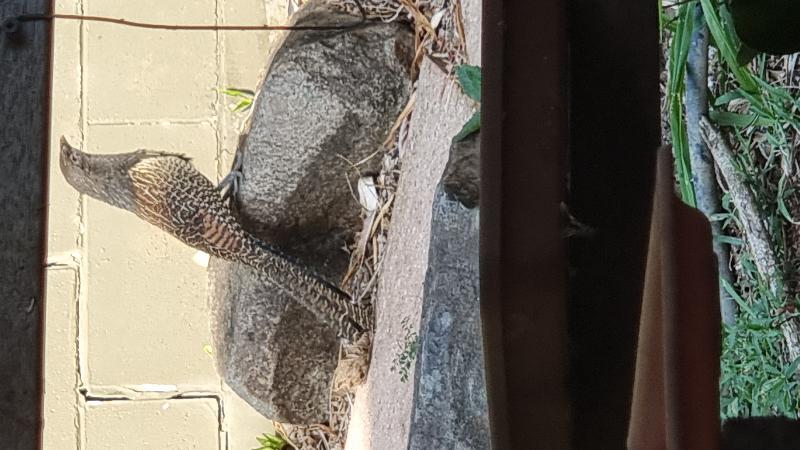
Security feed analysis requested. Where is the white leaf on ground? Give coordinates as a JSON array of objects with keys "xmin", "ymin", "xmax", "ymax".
[
  {"xmin": 431, "ymin": 9, "xmax": 446, "ymax": 30},
  {"xmin": 193, "ymin": 251, "xmax": 210, "ymax": 268},
  {"xmin": 357, "ymin": 176, "xmax": 379, "ymax": 211}
]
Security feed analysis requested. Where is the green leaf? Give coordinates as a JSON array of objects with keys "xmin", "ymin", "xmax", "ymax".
[
  {"xmin": 700, "ymin": 0, "xmax": 759, "ymax": 92},
  {"xmin": 253, "ymin": 432, "xmax": 286, "ymax": 450},
  {"xmin": 714, "ymin": 90, "xmax": 744, "ymax": 107},
  {"xmin": 777, "ymin": 196, "xmax": 800, "ymax": 225},
  {"xmin": 667, "ymin": 2, "xmax": 696, "ymax": 206},
  {"xmin": 722, "ymin": 278, "xmax": 756, "ymax": 317},
  {"xmin": 453, "ymin": 111, "xmax": 480, "ymax": 142},
  {"xmin": 666, "ymin": 2, "xmax": 693, "ymax": 112},
  {"xmin": 743, "ymin": 318, "xmax": 771, "ymax": 331},
  {"xmin": 670, "ymin": 97, "xmax": 696, "ymax": 205},
  {"xmin": 223, "ymin": 87, "xmax": 255, "ymax": 113},
  {"xmin": 222, "ymin": 87, "xmax": 255, "ymax": 98},
  {"xmin": 233, "ymin": 99, "xmax": 253, "ymax": 112},
  {"xmin": 714, "ymin": 235, "xmax": 745, "ymax": 246},
  {"xmin": 783, "ymin": 356, "xmax": 800, "ymax": 378},
  {"xmin": 709, "ymin": 110, "xmax": 771, "ymax": 128},
  {"xmin": 455, "ymin": 65, "xmax": 481, "ymax": 102}
]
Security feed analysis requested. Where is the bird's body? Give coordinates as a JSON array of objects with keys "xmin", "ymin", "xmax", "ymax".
[{"xmin": 59, "ymin": 138, "xmax": 370, "ymax": 341}]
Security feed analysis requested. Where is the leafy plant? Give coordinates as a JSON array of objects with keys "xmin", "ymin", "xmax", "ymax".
[
  {"xmin": 253, "ymin": 432, "xmax": 289, "ymax": 450},
  {"xmin": 453, "ymin": 64, "xmax": 481, "ymax": 142},
  {"xmin": 720, "ymin": 277, "xmax": 800, "ymax": 418},
  {"xmin": 222, "ymin": 87, "xmax": 255, "ymax": 113},
  {"xmin": 663, "ymin": 0, "xmax": 800, "ymax": 418},
  {"xmin": 390, "ymin": 317, "xmax": 420, "ymax": 383}
]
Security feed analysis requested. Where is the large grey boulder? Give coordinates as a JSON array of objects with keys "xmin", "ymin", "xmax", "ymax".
[
  {"xmin": 209, "ymin": 0, "xmax": 413, "ymax": 425},
  {"xmin": 238, "ymin": 0, "xmax": 414, "ymax": 274},
  {"xmin": 408, "ymin": 135, "xmax": 489, "ymax": 449}
]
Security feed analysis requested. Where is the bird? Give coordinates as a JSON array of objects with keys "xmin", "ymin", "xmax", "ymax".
[{"xmin": 58, "ymin": 137, "xmax": 371, "ymax": 342}]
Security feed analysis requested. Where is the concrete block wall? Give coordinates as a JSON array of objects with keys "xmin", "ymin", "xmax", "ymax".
[{"xmin": 44, "ymin": 1, "xmax": 290, "ymax": 448}]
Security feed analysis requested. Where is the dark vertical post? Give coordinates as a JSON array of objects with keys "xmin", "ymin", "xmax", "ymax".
[
  {"xmin": 0, "ymin": 2, "xmax": 53, "ymax": 448},
  {"xmin": 481, "ymin": 1, "xmax": 571, "ymax": 448},
  {"xmin": 567, "ymin": 0, "xmax": 660, "ymax": 447}
]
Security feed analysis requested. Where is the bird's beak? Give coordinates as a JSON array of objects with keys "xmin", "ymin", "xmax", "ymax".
[{"xmin": 60, "ymin": 136, "xmax": 72, "ymax": 152}]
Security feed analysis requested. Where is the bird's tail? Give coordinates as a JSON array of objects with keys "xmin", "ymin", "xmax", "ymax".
[{"xmin": 238, "ymin": 236, "xmax": 373, "ymax": 341}]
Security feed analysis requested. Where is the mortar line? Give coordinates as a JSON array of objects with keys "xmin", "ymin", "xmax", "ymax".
[
  {"xmin": 83, "ymin": 383, "xmax": 223, "ymax": 395},
  {"xmin": 77, "ymin": 0, "xmax": 87, "ymax": 149},
  {"xmin": 214, "ymin": 0, "xmax": 225, "ymax": 184},
  {"xmin": 86, "ymin": 118, "xmax": 215, "ymax": 127},
  {"xmin": 67, "ymin": 258, "xmax": 83, "ymax": 450},
  {"xmin": 214, "ymin": 3, "xmax": 228, "ymax": 450},
  {"xmin": 41, "ymin": 260, "xmax": 82, "ymax": 450},
  {"xmin": 76, "ymin": 0, "xmax": 89, "ymax": 448},
  {"xmin": 78, "ymin": 391, "xmax": 226, "ymax": 447},
  {"xmin": 81, "ymin": 389, "xmax": 223, "ymax": 402},
  {"xmin": 215, "ymin": 391, "xmax": 228, "ymax": 450}
]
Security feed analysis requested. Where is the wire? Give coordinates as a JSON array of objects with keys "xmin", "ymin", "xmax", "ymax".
[{"xmin": 3, "ymin": 0, "xmax": 366, "ymax": 34}]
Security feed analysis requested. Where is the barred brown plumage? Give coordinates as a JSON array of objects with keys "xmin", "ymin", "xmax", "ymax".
[{"xmin": 59, "ymin": 137, "xmax": 371, "ymax": 342}]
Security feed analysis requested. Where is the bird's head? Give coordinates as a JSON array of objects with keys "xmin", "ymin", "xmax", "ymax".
[
  {"xmin": 59, "ymin": 136, "xmax": 88, "ymax": 176},
  {"xmin": 59, "ymin": 137, "xmax": 137, "ymax": 211}
]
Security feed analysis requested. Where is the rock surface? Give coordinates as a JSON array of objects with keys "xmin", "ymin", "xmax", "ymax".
[
  {"xmin": 209, "ymin": 1, "xmax": 412, "ymax": 425},
  {"xmin": 238, "ymin": 0, "xmax": 414, "ymax": 276},
  {"xmin": 209, "ymin": 262, "xmax": 339, "ymax": 424},
  {"xmin": 344, "ymin": 52, "xmax": 481, "ymax": 450},
  {"xmin": 442, "ymin": 132, "xmax": 480, "ymax": 208},
  {"xmin": 344, "ymin": 58, "xmax": 475, "ymax": 450},
  {"xmin": 344, "ymin": 0, "xmax": 482, "ymax": 447},
  {"xmin": 408, "ymin": 182, "xmax": 487, "ymax": 450}
]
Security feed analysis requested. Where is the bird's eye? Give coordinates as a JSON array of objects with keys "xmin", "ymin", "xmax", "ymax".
[{"xmin": 70, "ymin": 153, "xmax": 80, "ymax": 164}]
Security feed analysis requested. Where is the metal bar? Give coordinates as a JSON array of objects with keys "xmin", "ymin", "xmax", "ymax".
[
  {"xmin": 481, "ymin": 1, "xmax": 571, "ymax": 448},
  {"xmin": 567, "ymin": 0, "xmax": 660, "ymax": 447}
]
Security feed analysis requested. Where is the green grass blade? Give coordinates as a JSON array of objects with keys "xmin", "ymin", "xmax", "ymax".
[
  {"xmin": 700, "ymin": 0, "xmax": 758, "ymax": 92},
  {"xmin": 667, "ymin": 2, "xmax": 696, "ymax": 205}
]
